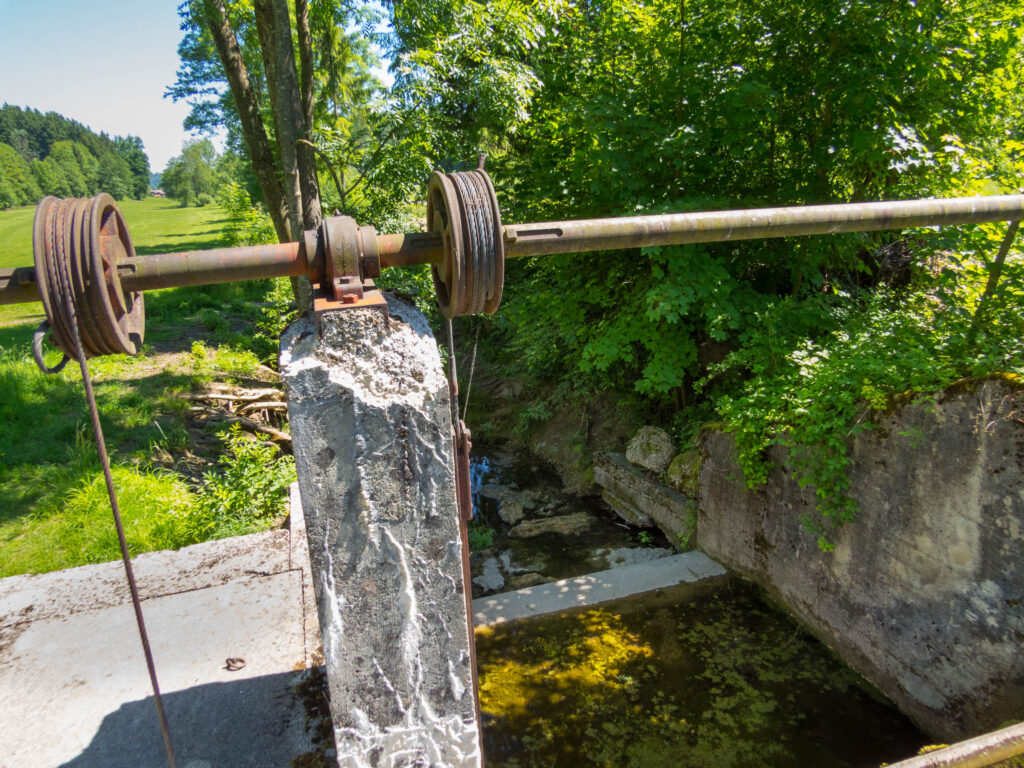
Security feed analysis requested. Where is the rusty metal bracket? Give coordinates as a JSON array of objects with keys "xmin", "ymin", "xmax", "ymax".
[{"xmin": 310, "ymin": 214, "xmax": 388, "ymax": 329}]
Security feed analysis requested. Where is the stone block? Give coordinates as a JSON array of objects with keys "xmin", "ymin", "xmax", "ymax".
[
  {"xmin": 594, "ymin": 452, "xmax": 697, "ymax": 545},
  {"xmin": 625, "ymin": 426, "xmax": 675, "ymax": 473},
  {"xmin": 281, "ymin": 297, "xmax": 480, "ymax": 768}
]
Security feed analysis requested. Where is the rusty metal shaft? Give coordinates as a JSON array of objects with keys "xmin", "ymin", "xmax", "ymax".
[
  {"xmin": 501, "ymin": 193, "xmax": 1024, "ymax": 257},
  {"xmin": 3, "ymin": 194, "xmax": 1024, "ymax": 306}
]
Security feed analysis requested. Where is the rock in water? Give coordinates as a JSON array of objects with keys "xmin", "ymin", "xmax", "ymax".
[
  {"xmin": 497, "ymin": 500, "xmax": 527, "ymax": 525},
  {"xmin": 626, "ymin": 426, "xmax": 676, "ymax": 474},
  {"xmin": 473, "ymin": 557, "xmax": 506, "ymax": 593},
  {"xmin": 508, "ymin": 511, "xmax": 595, "ymax": 538}
]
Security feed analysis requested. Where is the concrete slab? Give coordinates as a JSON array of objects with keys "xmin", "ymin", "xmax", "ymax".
[
  {"xmin": 0, "ymin": 487, "xmax": 324, "ymax": 768},
  {"xmin": 472, "ymin": 551, "xmax": 727, "ymax": 626}
]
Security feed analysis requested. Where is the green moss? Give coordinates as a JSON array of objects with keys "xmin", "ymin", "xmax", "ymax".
[{"xmin": 476, "ymin": 579, "xmax": 927, "ymax": 767}]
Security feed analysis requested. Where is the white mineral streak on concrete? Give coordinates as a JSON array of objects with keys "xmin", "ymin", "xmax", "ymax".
[
  {"xmin": 473, "ymin": 551, "xmax": 727, "ymax": 626},
  {"xmin": 282, "ymin": 295, "xmax": 480, "ymax": 768}
]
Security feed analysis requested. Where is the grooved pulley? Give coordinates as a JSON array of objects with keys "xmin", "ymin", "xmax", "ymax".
[
  {"xmin": 33, "ymin": 195, "xmax": 145, "ymax": 360},
  {"xmin": 427, "ymin": 167, "xmax": 504, "ymax": 318}
]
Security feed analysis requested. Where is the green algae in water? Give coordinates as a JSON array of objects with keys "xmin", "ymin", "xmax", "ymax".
[{"xmin": 476, "ymin": 577, "xmax": 928, "ymax": 768}]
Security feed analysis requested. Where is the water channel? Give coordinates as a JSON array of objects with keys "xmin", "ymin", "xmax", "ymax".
[{"xmin": 469, "ymin": 444, "xmax": 930, "ymax": 767}]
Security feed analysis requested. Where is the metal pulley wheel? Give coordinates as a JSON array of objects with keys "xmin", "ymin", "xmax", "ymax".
[
  {"xmin": 426, "ymin": 168, "xmax": 504, "ymax": 318},
  {"xmin": 33, "ymin": 194, "xmax": 145, "ymax": 362}
]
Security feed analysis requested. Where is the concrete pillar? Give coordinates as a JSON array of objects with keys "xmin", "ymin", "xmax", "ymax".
[{"xmin": 280, "ymin": 296, "xmax": 480, "ymax": 768}]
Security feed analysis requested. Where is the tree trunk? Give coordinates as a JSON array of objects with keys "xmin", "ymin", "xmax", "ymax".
[
  {"xmin": 253, "ymin": 0, "xmax": 302, "ymax": 239},
  {"xmin": 294, "ymin": 0, "xmax": 323, "ymax": 230},
  {"xmin": 253, "ymin": 0, "xmax": 315, "ymax": 312},
  {"xmin": 201, "ymin": 0, "xmax": 291, "ymax": 244}
]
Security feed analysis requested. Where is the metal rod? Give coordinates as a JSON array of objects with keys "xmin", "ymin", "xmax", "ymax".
[
  {"xmin": 3, "ymin": 194, "xmax": 1024, "ymax": 306},
  {"xmin": 118, "ymin": 241, "xmax": 307, "ymax": 291},
  {"xmin": 377, "ymin": 232, "xmax": 444, "ymax": 267},
  {"xmin": 886, "ymin": 721, "xmax": 1024, "ymax": 768},
  {"xmin": 502, "ymin": 194, "xmax": 1024, "ymax": 258}
]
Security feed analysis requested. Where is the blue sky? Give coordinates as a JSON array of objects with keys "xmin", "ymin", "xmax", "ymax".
[{"xmin": 0, "ymin": 0, "xmax": 217, "ymax": 173}]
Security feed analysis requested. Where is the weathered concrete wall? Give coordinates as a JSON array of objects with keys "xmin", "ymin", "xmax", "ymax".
[
  {"xmin": 698, "ymin": 378, "xmax": 1024, "ymax": 741},
  {"xmin": 593, "ymin": 452, "xmax": 697, "ymax": 544},
  {"xmin": 281, "ymin": 297, "xmax": 480, "ymax": 767}
]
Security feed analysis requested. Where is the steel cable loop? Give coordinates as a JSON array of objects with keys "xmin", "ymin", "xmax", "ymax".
[
  {"xmin": 468, "ymin": 172, "xmax": 495, "ymax": 306},
  {"xmin": 478, "ymin": 170, "xmax": 505, "ymax": 314},
  {"xmin": 70, "ymin": 198, "xmax": 107, "ymax": 357},
  {"xmin": 32, "ymin": 321, "xmax": 69, "ymax": 374},
  {"xmin": 464, "ymin": 172, "xmax": 489, "ymax": 314},
  {"xmin": 450, "ymin": 172, "xmax": 481, "ymax": 314}
]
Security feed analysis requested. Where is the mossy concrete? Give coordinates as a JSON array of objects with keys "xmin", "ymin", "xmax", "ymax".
[
  {"xmin": 594, "ymin": 452, "xmax": 698, "ymax": 544},
  {"xmin": 698, "ymin": 378, "xmax": 1024, "ymax": 740}
]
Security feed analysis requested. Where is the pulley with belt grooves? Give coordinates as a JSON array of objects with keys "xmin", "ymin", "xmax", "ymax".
[
  {"xmin": 427, "ymin": 167, "xmax": 504, "ymax": 319},
  {"xmin": 33, "ymin": 194, "xmax": 146, "ymax": 362}
]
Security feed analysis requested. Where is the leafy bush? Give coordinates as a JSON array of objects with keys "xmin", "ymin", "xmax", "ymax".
[
  {"xmin": 251, "ymin": 278, "xmax": 298, "ymax": 367},
  {"xmin": 710, "ymin": 235, "xmax": 1024, "ymax": 547},
  {"xmin": 191, "ymin": 424, "xmax": 296, "ymax": 540},
  {"xmin": 216, "ymin": 181, "xmax": 276, "ymax": 246},
  {"xmin": 468, "ymin": 519, "xmax": 495, "ymax": 551}
]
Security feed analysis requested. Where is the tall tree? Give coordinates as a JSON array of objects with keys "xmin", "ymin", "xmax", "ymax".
[
  {"xmin": 197, "ymin": 0, "xmax": 292, "ymax": 242},
  {"xmin": 179, "ymin": 0, "xmax": 320, "ymax": 310}
]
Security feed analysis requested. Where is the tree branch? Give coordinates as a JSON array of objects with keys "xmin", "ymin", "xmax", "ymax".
[{"xmin": 297, "ymin": 138, "xmax": 346, "ymax": 204}]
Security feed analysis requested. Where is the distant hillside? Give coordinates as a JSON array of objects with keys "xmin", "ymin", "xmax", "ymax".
[
  {"xmin": 0, "ymin": 104, "xmax": 150, "ymax": 208},
  {"xmin": 150, "ymin": 172, "xmax": 161, "ymax": 190}
]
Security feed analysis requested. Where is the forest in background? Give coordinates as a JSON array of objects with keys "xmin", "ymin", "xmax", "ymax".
[{"xmin": 0, "ymin": 104, "xmax": 151, "ymax": 206}]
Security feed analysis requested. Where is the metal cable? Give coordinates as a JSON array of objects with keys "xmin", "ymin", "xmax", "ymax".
[
  {"xmin": 32, "ymin": 321, "xmax": 69, "ymax": 374},
  {"xmin": 450, "ymin": 170, "xmax": 497, "ymax": 315},
  {"xmin": 41, "ymin": 196, "xmax": 177, "ymax": 767}
]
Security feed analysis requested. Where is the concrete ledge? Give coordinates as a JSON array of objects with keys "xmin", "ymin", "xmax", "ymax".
[
  {"xmin": 472, "ymin": 551, "xmax": 726, "ymax": 626},
  {"xmin": 0, "ymin": 493, "xmax": 323, "ymax": 768}
]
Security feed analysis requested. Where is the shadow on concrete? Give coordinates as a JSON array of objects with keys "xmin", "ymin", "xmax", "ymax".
[{"xmin": 59, "ymin": 670, "xmax": 331, "ymax": 768}]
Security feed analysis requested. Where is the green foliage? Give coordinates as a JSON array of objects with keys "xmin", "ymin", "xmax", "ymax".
[
  {"xmin": 468, "ymin": 519, "xmax": 495, "ymax": 551},
  {"xmin": 0, "ymin": 105, "xmax": 149, "ymax": 200},
  {"xmin": 514, "ymin": 400, "xmax": 552, "ymax": 439},
  {"xmin": 252, "ymin": 278, "xmax": 298, "ymax": 366},
  {"xmin": 162, "ymin": 138, "xmax": 218, "ymax": 206},
  {"xmin": 217, "ymin": 180, "xmax": 277, "ymax": 246},
  {"xmin": 711, "ymin": 243, "xmax": 1024, "ymax": 544},
  {"xmin": 0, "ymin": 142, "xmax": 41, "ymax": 206},
  {"xmin": 191, "ymin": 425, "xmax": 296, "ymax": 540},
  {"xmin": 378, "ymin": 0, "xmax": 1024, "ymax": 546}
]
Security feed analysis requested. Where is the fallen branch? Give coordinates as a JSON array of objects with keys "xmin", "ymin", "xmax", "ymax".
[
  {"xmin": 188, "ymin": 404, "xmax": 292, "ymax": 442},
  {"xmin": 186, "ymin": 388, "xmax": 283, "ymax": 403},
  {"xmin": 237, "ymin": 400, "xmax": 289, "ymax": 415},
  {"xmin": 221, "ymin": 413, "xmax": 292, "ymax": 442}
]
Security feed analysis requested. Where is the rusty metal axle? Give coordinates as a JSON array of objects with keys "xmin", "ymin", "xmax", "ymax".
[
  {"xmin": 5, "ymin": 188, "xmax": 1024, "ymax": 359},
  {"xmin": 5, "ymin": 193, "xmax": 1024, "ymax": 309}
]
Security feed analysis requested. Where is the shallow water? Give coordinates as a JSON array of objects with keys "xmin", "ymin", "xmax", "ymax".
[
  {"xmin": 476, "ymin": 577, "xmax": 929, "ymax": 768},
  {"xmin": 469, "ymin": 445, "xmax": 672, "ymax": 597}
]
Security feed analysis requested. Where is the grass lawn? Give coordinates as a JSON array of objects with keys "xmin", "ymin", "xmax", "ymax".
[
  {"xmin": 0, "ymin": 197, "xmax": 294, "ymax": 577},
  {"xmin": 0, "ymin": 197, "xmax": 232, "ymax": 327}
]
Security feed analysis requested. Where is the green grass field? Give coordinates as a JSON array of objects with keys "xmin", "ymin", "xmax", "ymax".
[
  {"xmin": 0, "ymin": 197, "xmax": 293, "ymax": 577},
  {"xmin": 0, "ymin": 197, "xmax": 232, "ymax": 326}
]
